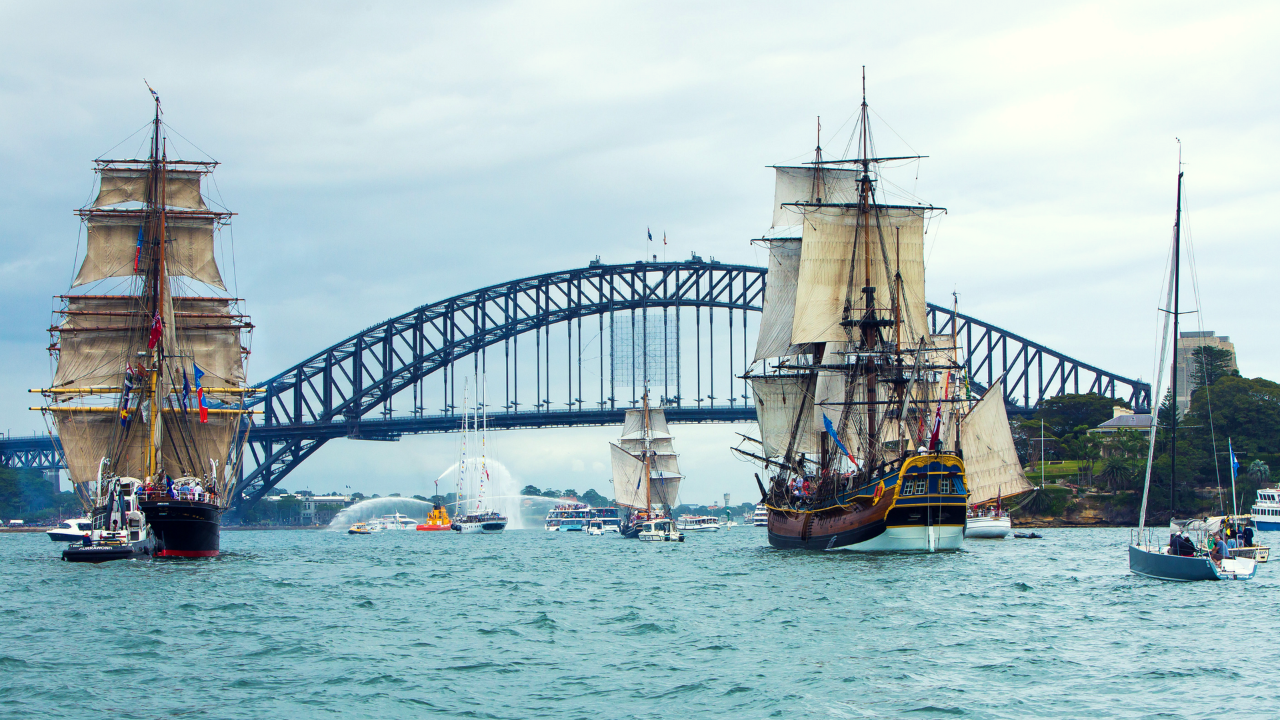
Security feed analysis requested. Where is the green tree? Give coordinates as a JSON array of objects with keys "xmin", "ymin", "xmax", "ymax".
[
  {"xmin": 579, "ymin": 488, "xmax": 610, "ymax": 507},
  {"xmin": 1247, "ymin": 459, "xmax": 1271, "ymax": 485},
  {"xmin": 521, "ymin": 485, "xmax": 543, "ymax": 496},
  {"xmin": 1062, "ymin": 427, "xmax": 1102, "ymax": 484},
  {"xmin": 1188, "ymin": 345, "xmax": 1238, "ymax": 393},
  {"xmin": 1034, "ymin": 393, "xmax": 1130, "ymax": 439},
  {"xmin": 562, "ymin": 489, "xmax": 578, "ymax": 499},
  {"xmin": 412, "ymin": 495, "xmax": 428, "ymax": 502},
  {"xmin": 541, "ymin": 489, "xmax": 562, "ymax": 498}
]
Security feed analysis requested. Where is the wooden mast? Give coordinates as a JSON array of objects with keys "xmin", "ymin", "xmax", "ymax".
[{"xmin": 642, "ymin": 390, "xmax": 652, "ymax": 514}]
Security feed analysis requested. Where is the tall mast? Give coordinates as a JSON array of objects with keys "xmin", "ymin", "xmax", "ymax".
[
  {"xmin": 642, "ymin": 389, "xmax": 652, "ymax": 513},
  {"xmin": 858, "ymin": 66, "xmax": 879, "ymax": 474},
  {"xmin": 1170, "ymin": 154, "xmax": 1183, "ymax": 515},
  {"xmin": 144, "ymin": 86, "xmax": 168, "ymax": 481}
]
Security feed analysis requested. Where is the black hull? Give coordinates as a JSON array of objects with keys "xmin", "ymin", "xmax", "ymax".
[
  {"xmin": 139, "ymin": 499, "xmax": 222, "ymax": 558},
  {"xmin": 768, "ymin": 516, "xmax": 888, "ymax": 551},
  {"xmin": 62, "ymin": 537, "xmax": 154, "ymax": 563}
]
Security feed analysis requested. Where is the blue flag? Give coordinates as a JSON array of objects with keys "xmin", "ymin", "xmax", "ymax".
[
  {"xmin": 647, "ymin": 228, "xmax": 652, "ymax": 242},
  {"xmin": 822, "ymin": 414, "xmax": 859, "ymax": 468},
  {"xmin": 192, "ymin": 363, "xmax": 204, "ymax": 389},
  {"xmin": 1229, "ymin": 438, "xmax": 1239, "ymax": 480},
  {"xmin": 181, "ymin": 369, "xmax": 191, "ymax": 411}
]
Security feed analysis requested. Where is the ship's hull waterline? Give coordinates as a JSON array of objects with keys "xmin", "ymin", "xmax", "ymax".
[
  {"xmin": 766, "ymin": 456, "xmax": 968, "ymax": 552},
  {"xmin": 140, "ymin": 499, "xmax": 222, "ymax": 558}
]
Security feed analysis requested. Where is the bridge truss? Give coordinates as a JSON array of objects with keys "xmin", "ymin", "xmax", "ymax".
[{"xmin": 2, "ymin": 260, "xmax": 1150, "ymax": 511}]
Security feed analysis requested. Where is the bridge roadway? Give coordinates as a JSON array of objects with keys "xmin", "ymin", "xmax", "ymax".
[{"xmin": 3, "ymin": 259, "xmax": 1149, "ymax": 511}]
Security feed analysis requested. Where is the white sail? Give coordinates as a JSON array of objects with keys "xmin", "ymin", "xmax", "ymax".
[
  {"xmin": 620, "ymin": 408, "xmax": 671, "ymax": 439},
  {"xmin": 771, "ymin": 166, "xmax": 861, "ymax": 227},
  {"xmin": 610, "ymin": 442, "xmax": 648, "ymax": 509},
  {"xmin": 751, "ymin": 374, "xmax": 817, "ymax": 458},
  {"xmin": 790, "ymin": 207, "xmax": 926, "ymax": 346},
  {"xmin": 960, "ymin": 380, "xmax": 1033, "ymax": 505},
  {"xmin": 72, "ymin": 215, "xmax": 226, "ymax": 289},
  {"xmin": 94, "ymin": 168, "xmax": 207, "ymax": 211},
  {"xmin": 753, "ymin": 239, "xmax": 808, "ymax": 361}
]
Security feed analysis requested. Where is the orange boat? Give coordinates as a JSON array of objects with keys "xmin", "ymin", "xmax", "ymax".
[{"xmin": 417, "ymin": 504, "xmax": 451, "ymax": 531}]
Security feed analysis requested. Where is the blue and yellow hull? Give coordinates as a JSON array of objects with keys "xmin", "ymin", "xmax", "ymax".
[{"xmin": 766, "ymin": 454, "xmax": 967, "ymax": 552}]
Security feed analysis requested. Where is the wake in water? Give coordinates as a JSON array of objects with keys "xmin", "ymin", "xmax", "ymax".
[{"xmin": 327, "ymin": 497, "xmax": 435, "ymax": 530}]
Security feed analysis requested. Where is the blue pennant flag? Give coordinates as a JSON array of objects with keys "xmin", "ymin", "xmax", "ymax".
[
  {"xmin": 647, "ymin": 228, "xmax": 653, "ymax": 242},
  {"xmin": 1229, "ymin": 438, "xmax": 1240, "ymax": 480},
  {"xmin": 822, "ymin": 414, "xmax": 859, "ymax": 468}
]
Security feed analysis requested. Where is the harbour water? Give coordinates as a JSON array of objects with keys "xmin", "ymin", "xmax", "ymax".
[{"xmin": 3, "ymin": 527, "xmax": 1275, "ymax": 718}]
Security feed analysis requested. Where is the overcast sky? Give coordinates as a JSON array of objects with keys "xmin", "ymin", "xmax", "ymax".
[{"xmin": 1, "ymin": 1, "xmax": 1276, "ymax": 505}]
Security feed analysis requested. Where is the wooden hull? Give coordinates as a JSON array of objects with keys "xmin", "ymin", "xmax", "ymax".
[{"xmin": 767, "ymin": 455, "xmax": 968, "ymax": 552}]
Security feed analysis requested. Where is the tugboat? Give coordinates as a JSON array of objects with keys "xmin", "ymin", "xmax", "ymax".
[
  {"xmin": 62, "ymin": 476, "xmax": 155, "ymax": 562},
  {"xmin": 416, "ymin": 504, "xmax": 451, "ymax": 531},
  {"xmin": 35, "ymin": 88, "xmax": 253, "ymax": 560},
  {"xmin": 613, "ymin": 392, "xmax": 684, "ymax": 542}
]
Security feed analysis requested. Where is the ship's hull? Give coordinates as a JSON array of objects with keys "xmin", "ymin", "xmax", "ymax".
[
  {"xmin": 964, "ymin": 515, "xmax": 1012, "ymax": 539},
  {"xmin": 767, "ymin": 455, "xmax": 968, "ymax": 552},
  {"xmin": 453, "ymin": 520, "xmax": 507, "ymax": 534},
  {"xmin": 139, "ymin": 499, "xmax": 222, "ymax": 558}
]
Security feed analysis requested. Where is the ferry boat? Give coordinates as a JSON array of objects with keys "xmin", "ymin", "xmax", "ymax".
[
  {"xmin": 676, "ymin": 515, "xmax": 722, "ymax": 532},
  {"xmin": 751, "ymin": 503, "xmax": 768, "ymax": 526},
  {"xmin": 370, "ymin": 513, "xmax": 417, "ymax": 531},
  {"xmin": 47, "ymin": 517, "xmax": 92, "ymax": 542},
  {"xmin": 453, "ymin": 510, "xmax": 507, "ymax": 534},
  {"xmin": 1253, "ymin": 488, "xmax": 1280, "ymax": 531},
  {"xmin": 545, "ymin": 503, "xmax": 591, "ymax": 531},
  {"xmin": 348, "ymin": 522, "xmax": 373, "ymax": 535},
  {"xmin": 593, "ymin": 506, "xmax": 622, "ymax": 532}
]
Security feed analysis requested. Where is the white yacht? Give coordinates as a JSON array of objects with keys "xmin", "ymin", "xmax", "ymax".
[
  {"xmin": 751, "ymin": 504, "xmax": 768, "ymax": 526},
  {"xmin": 638, "ymin": 518, "xmax": 684, "ymax": 543},
  {"xmin": 1253, "ymin": 489, "xmax": 1280, "ymax": 531},
  {"xmin": 370, "ymin": 513, "xmax": 417, "ymax": 531},
  {"xmin": 965, "ymin": 509, "xmax": 1012, "ymax": 539},
  {"xmin": 586, "ymin": 520, "xmax": 605, "ymax": 536},
  {"xmin": 47, "ymin": 517, "xmax": 92, "ymax": 542},
  {"xmin": 676, "ymin": 515, "xmax": 721, "ymax": 532},
  {"xmin": 453, "ymin": 510, "xmax": 507, "ymax": 534}
]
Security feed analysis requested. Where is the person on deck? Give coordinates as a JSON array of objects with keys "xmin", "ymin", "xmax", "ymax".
[
  {"xmin": 1210, "ymin": 533, "xmax": 1227, "ymax": 567},
  {"xmin": 1242, "ymin": 525, "xmax": 1255, "ymax": 548}
]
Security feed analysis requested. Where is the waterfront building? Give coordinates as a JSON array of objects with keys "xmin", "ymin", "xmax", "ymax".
[{"xmin": 1089, "ymin": 406, "xmax": 1154, "ymax": 438}]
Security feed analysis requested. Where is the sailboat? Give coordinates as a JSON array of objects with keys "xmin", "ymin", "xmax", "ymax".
[
  {"xmin": 452, "ymin": 379, "xmax": 507, "ymax": 534},
  {"xmin": 962, "ymin": 380, "xmax": 1035, "ymax": 539},
  {"xmin": 1128, "ymin": 155, "xmax": 1255, "ymax": 581},
  {"xmin": 613, "ymin": 392, "xmax": 685, "ymax": 542},
  {"xmin": 37, "ymin": 90, "xmax": 251, "ymax": 561},
  {"xmin": 738, "ymin": 76, "xmax": 970, "ymax": 552}
]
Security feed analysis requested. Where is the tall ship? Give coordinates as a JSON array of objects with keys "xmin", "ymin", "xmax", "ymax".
[
  {"xmin": 36, "ymin": 90, "xmax": 252, "ymax": 559},
  {"xmin": 739, "ymin": 79, "xmax": 971, "ymax": 551},
  {"xmin": 613, "ymin": 393, "xmax": 684, "ymax": 541}
]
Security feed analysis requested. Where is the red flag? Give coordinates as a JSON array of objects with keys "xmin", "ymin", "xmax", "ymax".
[
  {"xmin": 928, "ymin": 402, "xmax": 944, "ymax": 450},
  {"xmin": 663, "ymin": 232, "xmax": 667, "ymax": 246},
  {"xmin": 197, "ymin": 387, "xmax": 208, "ymax": 423},
  {"xmin": 147, "ymin": 312, "xmax": 162, "ymax": 349}
]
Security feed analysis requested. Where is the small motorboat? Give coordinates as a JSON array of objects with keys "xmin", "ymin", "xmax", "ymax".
[
  {"xmin": 348, "ymin": 522, "xmax": 373, "ymax": 535},
  {"xmin": 47, "ymin": 517, "xmax": 93, "ymax": 543},
  {"xmin": 586, "ymin": 520, "xmax": 605, "ymax": 536},
  {"xmin": 62, "ymin": 530, "xmax": 154, "ymax": 563},
  {"xmin": 638, "ymin": 518, "xmax": 684, "ymax": 543},
  {"xmin": 1013, "ymin": 532, "xmax": 1043, "ymax": 539}
]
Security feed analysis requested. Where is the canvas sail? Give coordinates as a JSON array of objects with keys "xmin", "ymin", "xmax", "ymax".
[
  {"xmin": 72, "ymin": 215, "xmax": 226, "ymax": 289},
  {"xmin": 790, "ymin": 206, "xmax": 927, "ymax": 346},
  {"xmin": 610, "ymin": 442, "xmax": 648, "ymax": 509},
  {"xmin": 771, "ymin": 166, "xmax": 861, "ymax": 227},
  {"xmin": 94, "ymin": 168, "xmax": 208, "ymax": 211},
  {"xmin": 751, "ymin": 374, "xmax": 817, "ymax": 458},
  {"xmin": 753, "ymin": 239, "xmax": 807, "ymax": 361},
  {"xmin": 960, "ymin": 381, "xmax": 1033, "ymax": 505},
  {"xmin": 620, "ymin": 408, "xmax": 671, "ymax": 439}
]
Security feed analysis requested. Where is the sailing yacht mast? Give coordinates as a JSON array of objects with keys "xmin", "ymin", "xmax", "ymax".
[{"xmin": 1170, "ymin": 159, "xmax": 1183, "ymax": 515}]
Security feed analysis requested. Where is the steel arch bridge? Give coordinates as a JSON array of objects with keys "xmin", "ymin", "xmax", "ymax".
[{"xmin": 2, "ymin": 259, "xmax": 1150, "ymax": 511}]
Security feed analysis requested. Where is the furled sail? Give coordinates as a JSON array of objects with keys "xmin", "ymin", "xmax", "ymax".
[
  {"xmin": 790, "ymin": 206, "xmax": 926, "ymax": 346},
  {"xmin": 753, "ymin": 239, "xmax": 807, "ymax": 362},
  {"xmin": 771, "ymin": 166, "xmax": 861, "ymax": 227},
  {"xmin": 94, "ymin": 168, "xmax": 208, "ymax": 211},
  {"xmin": 751, "ymin": 374, "xmax": 817, "ymax": 458},
  {"xmin": 610, "ymin": 442, "xmax": 648, "ymax": 509},
  {"xmin": 960, "ymin": 380, "xmax": 1033, "ymax": 505},
  {"xmin": 73, "ymin": 215, "xmax": 226, "ymax": 289}
]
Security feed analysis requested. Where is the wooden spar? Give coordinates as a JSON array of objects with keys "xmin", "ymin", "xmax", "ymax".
[
  {"xmin": 35, "ymin": 407, "xmax": 260, "ymax": 414},
  {"xmin": 58, "ymin": 295, "xmax": 245, "ymax": 302},
  {"xmin": 642, "ymin": 390, "xmax": 652, "ymax": 513},
  {"xmin": 51, "ymin": 323, "xmax": 254, "ymax": 332},
  {"xmin": 802, "ymin": 155, "xmax": 928, "ymax": 165},
  {"xmin": 32, "ymin": 387, "xmax": 262, "ymax": 394}
]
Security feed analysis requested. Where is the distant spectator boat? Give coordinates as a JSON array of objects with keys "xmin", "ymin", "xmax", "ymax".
[{"xmin": 1253, "ymin": 489, "xmax": 1280, "ymax": 531}]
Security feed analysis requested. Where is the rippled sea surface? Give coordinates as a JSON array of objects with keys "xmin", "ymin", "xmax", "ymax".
[{"xmin": 2, "ymin": 526, "xmax": 1276, "ymax": 719}]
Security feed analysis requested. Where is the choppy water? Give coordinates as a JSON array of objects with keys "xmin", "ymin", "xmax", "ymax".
[{"xmin": 2, "ymin": 527, "xmax": 1276, "ymax": 719}]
